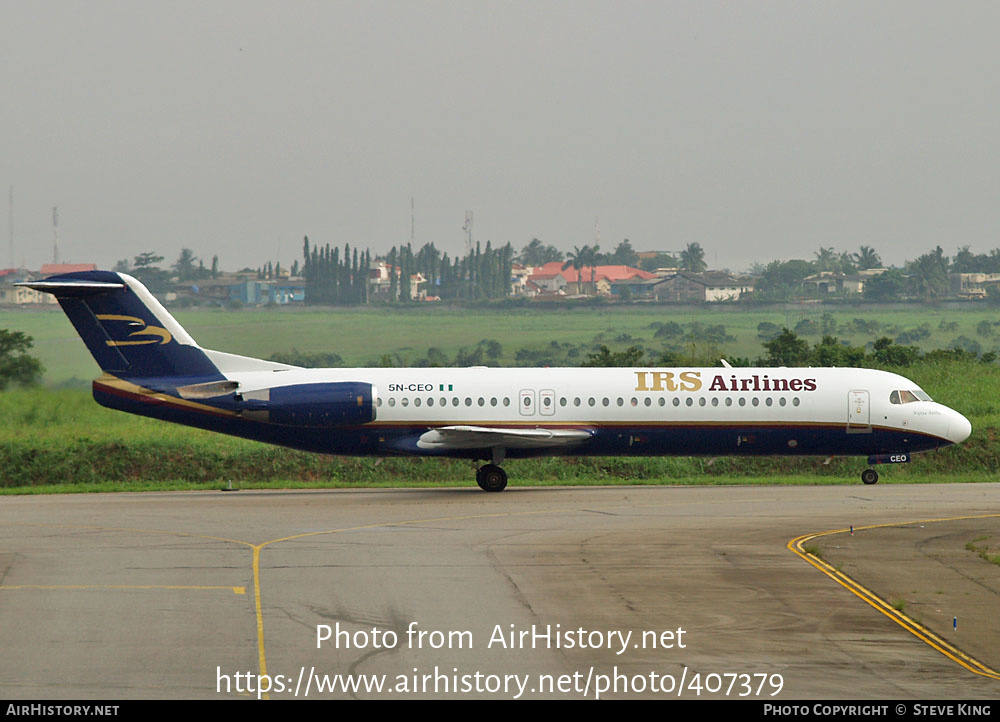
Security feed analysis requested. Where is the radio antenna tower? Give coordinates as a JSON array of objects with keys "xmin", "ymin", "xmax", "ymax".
[
  {"xmin": 462, "ymin": 211, "xmax": 473, "ymax": 257},
  {"xmin": 8, "ymin": 186, "xmax": 13, "ymax": 269},
  {"xmin": 52, "ymin": 206, "xmax": 60, "ymax": 264}
]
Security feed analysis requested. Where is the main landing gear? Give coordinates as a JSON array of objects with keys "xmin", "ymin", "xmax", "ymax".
[
  {"xmin": 476, "ymin": 464, "xmax": 508, "ymax": 492},
  {"xmin": 861, "ymin": 468, "xmax": 879, "ymax": 485}
]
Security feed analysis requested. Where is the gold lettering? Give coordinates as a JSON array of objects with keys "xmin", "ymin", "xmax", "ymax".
[
  {"xmin": 651, "ymin": 371, "xmax": 677, "ymax": 392},
  {"xmin": 634, "ymin": 371, "xmax": 651, "ymax": 392},
  {"xmin": 680, "ymin": 371, "xmax": 702, "ymax": 392}
]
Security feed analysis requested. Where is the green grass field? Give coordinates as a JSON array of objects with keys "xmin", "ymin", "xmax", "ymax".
[
  {"xmin": 2, "ymin": 303, "xmax": 998, "ymax": 492},
  {"xmin": 4, "ymin": 302, "xmax": 1000, "ymax": 385},
  {"xmin": 0, "ymin": 357, "xmax": 996, "ymax": 492}
]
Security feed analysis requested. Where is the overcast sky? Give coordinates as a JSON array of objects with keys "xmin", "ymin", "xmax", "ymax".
[{"xmin": 2, "ymin": 1, "xmax": 999, "ymax": 273}]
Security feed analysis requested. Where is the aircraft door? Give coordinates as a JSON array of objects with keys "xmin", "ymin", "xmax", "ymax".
[
  {"xmin": 847, "ymin": 390, "xmax": 871, "ymax": 433},
  {"xmin": 539, "ymin": 389, "xmax": 556, "ymax": 416},
  {"xmin": 519, "ymin": 389, "xmax": 536, "ymax": 416}
]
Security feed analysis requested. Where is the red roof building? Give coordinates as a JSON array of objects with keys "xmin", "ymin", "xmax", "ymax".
[{"xmin": 41, "ymin": 263, "xmax": 97, "ymax": 276}]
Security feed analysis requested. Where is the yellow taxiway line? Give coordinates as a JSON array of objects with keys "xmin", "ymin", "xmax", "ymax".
[{"xmin": 788, "ymin": 514, "xmax": 1000, "ymax": 681}]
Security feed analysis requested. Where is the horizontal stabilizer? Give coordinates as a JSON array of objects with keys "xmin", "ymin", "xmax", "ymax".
[
  {"xmin": 16, "ymin": 280, "xmax": 125, "ymax": 296},
  {"xmin": 417, "ymin": 425, "xmax": 592, "ymax": 451}
]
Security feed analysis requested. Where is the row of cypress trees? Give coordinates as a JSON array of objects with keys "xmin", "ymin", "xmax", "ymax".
[{"xmin": 301, "ymin": 236, "xmax": 514, "ymax": 304}]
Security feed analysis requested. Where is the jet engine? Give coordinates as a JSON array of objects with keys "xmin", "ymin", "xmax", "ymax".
[{"xmin": 237, "ymin": 382, "xmax": 377, "ymax": 426}]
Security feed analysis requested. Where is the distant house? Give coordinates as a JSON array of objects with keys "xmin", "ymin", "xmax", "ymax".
[
  {"xmin": 0, "ymin": 268, "xmax": 49, "ymax": 304},
  {"xmin": 949, "ymin": 273, "xmax": 1000, "ymax": 299},
  {"xmin": 651, "ymin": 272, "xmax": 754, "ymax": 302},
  {"xmin": 509, "ymin": 263, "xmax": 534, "ymax": 295},
  {"xmin": 367, "ymin": 260, "xmax": 426, "ymax": 301},
  {"xmin": 529, "ymin": 263, "xmax": 655, "ymax": 296},
  {"xmin": 526, "ymin": 270, "xmax": 569, "ymax": 295},
  {"xmin": 41, "ymin": 263, "xmax": 97, "ymax": 276},
  {"xmin": 229, "ymin": 279, "xmax": 306, "ymax": 306},
  {"xmin": 802, "ymin": 272, "xmax": 866, "ymax": 295}
]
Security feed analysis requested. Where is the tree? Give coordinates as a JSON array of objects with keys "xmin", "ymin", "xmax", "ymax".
[
  {"xmin": 0, "ymin": 329, "xmax": 43, "ymax": 389},
  {"xmin": 609, "ymin": 239, "xmax": 639, "ymax": 267},
  {"xmin": 129, "ymin": 252, "xmax": 169, "ymax": 294},
  {"xmin": 907, "ymin": 246, "xmax": 949, "ymax": 300},
  {"xmin": 639, "ymin": 253, "xmax": 679, "ymax": 272},
  {"xmin": 853, "ymin": 245, "xmax": 881, "ymax": 270},
  {"xmin": 562, "ymin": 245, "xmax": 591, "ymax": 293},
  {"xmin": 813, "ymin": 246, "xmax": 839, "ymax": 272},
  {"xmin": 581, "ymin": 345, "xmax": 645, "ymax": 367},
  {"xmin": 760, "ymin": 328, "xmax": 811, "ymax": 366},
  {"xmin": 751, "ymin": 259, "xmax": 813, "ymax": 301},
  {"xmin": 863, "ymin": 269, "xmax": 905, "ymax": 301},
  {"xmin": 952, "ymin": 245, "xmax": 977, "ymax": 273},
  {"xmin": 518, "ymin": 238, "xmax": 562, "ymax": 266},
  {"xmin": 173, "ymin": 248, "xmax": 198, "ymax": 280},
  {"xmin": 871, "ymin": 337, "xmax": 920, "ymax": 367},
  {"xmin": 680, "ymin": 242, "xmax": 707, "ymax": 272}
]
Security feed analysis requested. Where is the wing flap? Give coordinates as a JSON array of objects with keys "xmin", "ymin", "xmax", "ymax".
[{"xmin": 417, "ymin": 425, "xmax": 592, "ymax": 450}]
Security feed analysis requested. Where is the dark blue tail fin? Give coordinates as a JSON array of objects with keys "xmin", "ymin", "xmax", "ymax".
[{"xmin": 20, "ymin": 271, "xmax": 223, "ymax": 381}]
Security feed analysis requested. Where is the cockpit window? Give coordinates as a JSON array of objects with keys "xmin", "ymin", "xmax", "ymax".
[{"xmin": 890, "ymin": 389, "xmax": 931, "ymax": 404}]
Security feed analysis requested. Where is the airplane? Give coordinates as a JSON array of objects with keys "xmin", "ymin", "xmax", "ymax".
[{"xmin": 19, "ymin": 270, "xmax": 972, "ymax": 492}]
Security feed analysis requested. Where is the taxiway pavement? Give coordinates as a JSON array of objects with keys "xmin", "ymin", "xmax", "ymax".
[{"xmin": 0, "ymin": 483, "xmax": 997, "ymax": 699}]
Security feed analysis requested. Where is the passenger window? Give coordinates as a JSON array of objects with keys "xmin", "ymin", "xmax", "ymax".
[
  {"xmin": 672, "ymin": 398, "xmax": 680, "ymax": 407},
  {"xmin": 739, "ymin": 398, "xmax": 746, "ymax": 407},
  {"xmin": 414, "ymin": 398, "xmax": 421, "ymax": 407},
  {"xmin": 574, "ymin": 397, "xmax": 581, "ymax": 407},
  {"xmin": 658, "ymin": 397, "xmax": 665, "ymax": 406},
  {"xmin": 490, "ymin": 397, "xmax": 498, "ymax": 407},
  {"xmin": 644, "ymin": 397, "xmax": 651, "ymax": 407},
  {"xmin": 388, "ymin": 398, "xmax": 396, "ymax": 407},
  {"xmin": 503, "ymin": 397, "xmax": 510, "ymax": 407},
  {"xmin": 699, "ymin": 397, "xmax": 706, "ymax": 407},
  {"xmin": 401, "ymin": 398, "xmax": 409, "ymax": 407},
  {"xmin": 793, "ymin": 398, "xmax": 800, "ymax": 407}
]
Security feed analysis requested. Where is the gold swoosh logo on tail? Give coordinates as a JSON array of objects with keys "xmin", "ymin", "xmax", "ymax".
[{"xmin": 96, "ymin": 314, "xmax": 173, "ymax": 346}]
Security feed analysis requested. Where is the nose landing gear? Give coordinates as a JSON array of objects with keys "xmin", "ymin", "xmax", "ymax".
[{"xmin": 861, "ymin": 468, "xmax": 879, "ymax": 485}]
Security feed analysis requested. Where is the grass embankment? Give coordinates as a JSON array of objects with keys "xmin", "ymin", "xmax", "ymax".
[{"xmin": 1, "ymin": 359, "xmax": 996, "ymax": 493}]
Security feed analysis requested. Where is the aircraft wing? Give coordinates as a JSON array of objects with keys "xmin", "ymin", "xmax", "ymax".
[{"xmin": 417, "ymin": 425, "xmax": 593, "ymax": 450}]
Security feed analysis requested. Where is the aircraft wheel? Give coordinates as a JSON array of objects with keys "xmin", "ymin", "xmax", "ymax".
[
  {"xmin": 477, "ymin": 464, "xmax": 508, "ymax": 492},
  {"xmin": 861, "ymin": 468, "xmax": 879, "ymax": 485}
]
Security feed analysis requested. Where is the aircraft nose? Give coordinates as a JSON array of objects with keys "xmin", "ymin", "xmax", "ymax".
[{"xmin": 948, "ymin": 411, "xmax": 972, "ymax": 445}]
